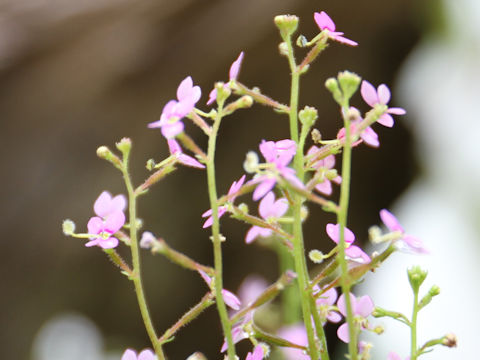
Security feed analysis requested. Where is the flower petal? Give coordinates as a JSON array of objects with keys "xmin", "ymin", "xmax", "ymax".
[
  {"xmin": 345, "ymin": 245, "xmax": 371, "ymax": 264},
  {"xmin": 222, "ymin": 289, "xmax": 241, "ymax": 310},
  {"xmin": 252, "ymin": 177, "xmax": 276, "ymax": 201},
  {"xmin": 379, "ymin": 209, "xmax": 404, "ymax": 232},
  {"xmin": 377, "ymin": 84, "xmax": 391, "ymax": 105},
  {"xmin": 388, "ymin": 107, "xmax": 406, "ymax": 115},
  {"xmin": 121, "ymin": 349, "xmax": 138, "ymax": 360},
  {"xmin": 361, "ymin": 80, "xmax": 378, "ymax": 107},
  {"xmin": 314, "ymin": 11, "xmax": 336, "ymax": 32},
  {"xmin": 104, "ymin": 211, "xmax": 125, "ymax": 233},
  {"xmin": 161, "ymin": 120, "xmax": 184, "ymax": 139},
  {"xmin": 99, "ymin": 236, "xmax": 119, "ymax": 249},
  {"xmin": 315, "ymin": 180, "xmax": 332, "ymax": 195},
  {"xmin": 378, "ymin": 113, "xmax": 394, "ymax": 128},
  {"xmin": 229, "ymin": 51, "xmax": 244, "ymax": 81},
  {"xmin": 360, "ymin": 126, "xmax": 380, "ymax": 147},
  {"xmin": 87, "ymin": 216, "xmax": 104, "ymax": 234},
  {"xmin": 138, "ymin": 349, "xmax": 156, "ymax": 360},
  {"xmin": 356, "ymin": 295, "xmax": 374, "ymax": 317},
  {"xmin": 176, "ymin": 76, "xmax": 194, "ymax": 101},
  {"xmin": 337, "ymin": 322, "xmax": 350, "ymax": 343},
  {"xmin": 94, "ymin": 191, "xmax": 113, "ymax": 217}
]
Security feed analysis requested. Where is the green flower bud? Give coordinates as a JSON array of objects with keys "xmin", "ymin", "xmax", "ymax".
[
  {"xmin": 215, "ymin": 82, "xmax": 231, "ymax": 103},
  {"xmin": 368, "ymin": 225, "xmax": 383, "ymax": 243},
  {"xmin": 325, "ymin": 169, "xmax": 338, "ymax": 181},
  {"xmin": 243, "ymin": 151, "xmax": 259, "ymax": 173},
  {"xmin": 419, "ymin": 285, "xmax": 440, "ymax": 310},
  {"xmin": 408, "ymin": 265, "xmax": 428, "ymax": 293},
  {"xmin": 96, "ymin": 145, "xmax": 122, "ymax": 169},
  {"xmin": 325, "ymin": 77, "xmax": 343, "ymax": 105},
  {"xmin": 115, "ymin": 137, "xmax": 131, "ymax": 156},
  {"xmin": 238, "ymin": 203, "xmax": 249, "ymax": 214},
  {"xmin": 311, "ymin": 128, "xmax": 322, "ymax": 143},
  {"xmin": 338, "ymin": 71, "xmax": 361, "ymax": 101},
  {"xmin": 274, "ymin": 15, "xmax": 299, "ymax": 39},
  {"xmin": 278, "ymin": 42, "xmax": 289, "ymax": 57},
  {"xmin": 309, "ymin": 249, "xmax": 324, "ymax": 264},
  {"xmin": 299, "ymin": 106, "xmax": 318, "ymax": 127},
  {"xmin": 146, "ymin": 159, "xmax": 155, "ymax": 171},
  {"xmin": 62, "ymin": 219, "xmax": 76, "ymax": 236}
]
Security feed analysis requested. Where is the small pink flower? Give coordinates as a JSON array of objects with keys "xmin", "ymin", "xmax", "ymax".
[
  {"xmin": 85, "ymin": 191, "xmax": 126, "ymax": 249},
  {"xmin": 245, "ymin": 191, "xmax": 289, "ymax": 244},
  {"xmin": 202, "ymin": 175, "xmax": 246, "ymax": 228},
  {"xmin": 336, "ymin": 108, "xmax": 380, "ymax": 148},
  {"xmin": 387, "ymin": 351, "xmax": 410, "ymax": 360},
  {"xmin": 252, "ymin": 139, "xmax": 304, "ymax": 201},
  {"xmin": 207, "ymin": 51, "xmax": 244, "ymax": 105},
  {"xmin": 336, "ymin": 293, "xmax": 374, "ymax": 343},
  {"xmin": 149, "ymin": 76, "xmax": 201, "ymax": 138},
  {"xmin": 121, "ymin": 349, "xmax": 156, "ymax": 360},
  {"xmin": 314, "ymin": 286, "xmax": 342, "ymax": 323},
  {"xmin": 278, "ymin": 324, "xmax": 309, "ymax": 360},
  {"xmin": 167, "ymin": 139, "xmax": 205, "ymax": 169},
  {"xmin": 326, "ymin": 224, "xmax": 371, "ymax": 264},
  {"xmin": 314, "ymin": 11, "xmax": 358, "ymax": 46},
  {"xmin": 380, "ymin": 209, "xmax": 428, "ymax": 254},
  {"xmin": 246, "ymin": 345, "xmax": 264, "ymax": 360},
  {"xmin": 307, "ymin": 146, "xmax": 342, "ymax": 195},
  {"xmin": 198, "ymin": 270, "xmax": 241, "ymax": 310},
  {"xmin": 361, "ymin": 80, "xmax": 406, "ymax": 128}
]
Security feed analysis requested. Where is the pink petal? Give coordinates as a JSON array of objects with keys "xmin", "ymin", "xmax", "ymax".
[
  {"xmin": 337, "ymin": 322, "xmax": 350, "ymax": 343},
  {"xmin": 315, "ymin": 180, "xmax": 332, "ymax": 195},
  {"xmin": 99, "ymin": 236, "xmax": 119, "ymax": 249},
  {"xmin": 259, "ymin": 140, "xmax": 276, "ymax": 163},
  {"xmin": 104, "ymin": 211, "xmax": 125, "ymax": 233},
  {"xmin": 252, "ymin": 177, "xmax": 276, "ymax": 201},
  {"xmin": 258, "ymin": 191, "xmax": 275, "ymax": 219},
  {"xmin": 121, "ymin": 349, "xmax": 138, "ymax": 360},
  {"xmin": 377, "ymin": 113, "xmax": 394, "ymax": 128},
  {"xmin": 361, "ymin": 80, "xmax": 379, "ymax": 107},
  {"xmin": 327, "ymin": 311, "xmax": 342, "ymax": 323},
  {"xmin": 207, "ymin": 88, "xmax": 217, "ymax": 105},
  {"xmin": 94, "ymin": 191, "xmax": 113, "ymax": 217},
  {"xmin": 160, "ymin": 121, "xmax": 184, "ymax": 139},
  {"xmin": 87, "ymin": 216, "xmax": 104, "ymax": 234},
  {"xmin": 281, "ymin": 168, "xmax": 305, "ymax": 190},
  {"xmin": 336, "ymin": 293, "xmax": 355, "ymax": 317},
  {"xmin": 387, "ymin": 352, "xmax": 402, "ymax": 360},
  {"xmin": 360, "ymin": 126, "xmax": 380, "ymax": 147},
  {"xmin": 197, "ymin": 269, "xmax": 212, "ymax": 286},
  {"xmin": 379, "ymin": 209, "xmax": 404, "ymax": 232},
  {"xmin": 85, "ymin": 238, "xmax": 100, "ymax": 247},
  {"xmin": 178, "ymin": 153, "xmax": 205, "ymax": 168},
  {"xmin": 377, "ymin": 84, "xmax": 391, "ymax": 105},
  {"xmin": 176, "ymin": 76, "xmax": 194, "ymax": 101},
  {"xmin": 246, "ymin": 345, "xmax": 264, "ymax": 360},
  {"xmin": 356, "ymin": 295, "xmax": 374, "ymax": 317},
  {"xmin": 345, "ymin": 245, "xmax": 371, "ymax": 264},
  {"xmin": 229, "ymin": 51, "xmax": 244, "ymax": 81},
  {"xmin": 326, "ymin": 223, "xmax": 355, "ymax": 244},
  {"xmin": 314, "ymin": 11, "xmax": 336, "ymax": 32},
  {"xmin": 221, "ymin": 325, "xmax": 248, "ymax": 352},
  {"xmin": 167, "ymin": 138, "xmax": 182, "ymax": 154},
  {"xmin": 222, "ymin": 289, "xmax": 241, "ymax": 310},
  {"xmin": 399, "ymin": 235, "xmax": 429, "ymax": 254},
  {"xmin": 245, "ymin": 226, "xmax": 272, "ymax": 244},
  {"xmin": 388, "ymin": 107, "xmax": 406, "ymax": 115},
  {"xmin": 323, "ymin": 155, "xmax": 335, "ymax": 169},
  {"xmin": 331, "ymin": 33, "xmax": 358, "ymax": 46},
  {"xmin": 110, "ymin": 194, "xmax": 127, "ymax": 213},
  {"xmin": 138, "ymin": 349, "xmax": 156, "ymax": 360},
  {"xmin": 227, "ymin": 175, "xmax": 246, "ymax": 199},
  {"xmin": 272, "ymin": 198, "xmax": 289, "ymax": 218}
]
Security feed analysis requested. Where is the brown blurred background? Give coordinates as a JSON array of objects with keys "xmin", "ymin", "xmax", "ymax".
[{"xmin": 0, "ymin": 0, "xmax": 432, "ymax": 358}]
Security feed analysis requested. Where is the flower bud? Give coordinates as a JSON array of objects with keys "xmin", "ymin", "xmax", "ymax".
[
  {"xmin": 346, "ymin": 107, "xmax": 362, "ymax": 122},
  {"xmin": 311, "ymin": 128, "xmax": 322, "ymax": 143},
  {"xmin": 243, "ymin": 151, "xmax": 259, "ymax": 173},
  {"xmin": 419, "ymin": 285, "xmax": 440, "ymax": 310},
  {"xmin": 96, "ymin": 146, "xmax": 122, "ymax": 169},
  {"xmin": 186, "ymin": 352, "xmax": 208, "ymax": 360},
  {"xmin": 62, "ymin": 219, "xmax": 76, "ymax": 236},
  {"xmin": 274, "ymin": 15, "xmax": 299, "ymax": 39},
  {"xmin": 299, "ymin": 106, "xmax": 318, "ymax": 127},
  {"xmin": 215, "ymin": 82, "xmax": 231, "ymax": 104},
  {"xmin": 115, "ymin": 137, "xmax": 131, "ymax": 156},
  {"xmin": 338, "ymin": 71, "xmax": 361, "ymax": 101},
  {"xmin": 238, "ymin": 203, "xmax": 249, "ymax": 214},
  {"xmin": 408, "ymin": 265, "xmax": 428, "ymax": 293},
  {"xmin": 296, "ymin": 35, "xmax": 308, "ymax": 47},
  {"xmin": 325, "ymin": 78, "xmax": 343, "ymax": 105},
  {"xmin": 442, "ymin": 333, "xmax": 457, "ymax": 348},
  {"xmin": 325, "ymin": 169, "xmax": 338, "ymax": 181},
  {"xmin": 278, "ymin": 42, "xmax": 289, "ymax": 56},
  {"xmin": 146, "ymin": 159, "xmax": 155, "ymax": 171},
  {"xmin": 368, "ymin": 225, "xmax": 382, "ymax": 243},
  {"xmin": 300, "ymin": 205, "xmax": 309, "ymax": 221},
  {"xmin": 140, "ymin": 231, "xmax": 157, "ymax": 249},
  {"xmin": 309, "ymin": 249, "xmax": 324, "ymax": 264},
  {"xmin": 373, "ymin": 325, "xmax": 384, "ymax": 335}
]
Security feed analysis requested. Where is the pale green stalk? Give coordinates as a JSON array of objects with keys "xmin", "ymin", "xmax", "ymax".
[
  {"xmin": 205, "ymin": 100, "xmax": 236, "ymax": 360},
  {"xmin": 121, "ymin": 156, "xmax": 165, "ymax": 360},
  {"xmin": 411, "ymin": 287, "xmax": 419, "ymax": 359},
  {"xmin": 337, "ymin": 104, "xmax": 358, "ymax": 360},
  {"xmin": 284, "ymin": 33, "xmax": 327, "ymax": 360}
]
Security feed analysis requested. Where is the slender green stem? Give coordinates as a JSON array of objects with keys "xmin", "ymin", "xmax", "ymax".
[
  {"xmin": 206, "ymin": 100, "xmax": 236, "ymax": 360},
  {"xmin": 336, "ymin": 105, "xmax": 358, "ymax": 360},
  {"xmin": 284, "ymin": 33, "xmax": 322, "ymax": 360},
  {"xmin": 121, "ymin": 157, "xmax": 165, "ymax": 359},
  {"xmin": 411, "ymin": 288, "xmax": 419, "ymax": 359}
]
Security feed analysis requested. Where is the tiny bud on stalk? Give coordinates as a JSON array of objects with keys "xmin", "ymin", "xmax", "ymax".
[
  {"xmin": 274, "ymin": 15, "xmax": 299, "ymax": 39},
  {"xmin": 62, "ymin": 219, "xmax": 76, "ymax": 236},
  {"xmin": 408, "ymin": 265, "xmax": 428, "ymax": 293},
  {"xmin": 338, "ymin": 71, "xmax": 361, "ymax": 100}
]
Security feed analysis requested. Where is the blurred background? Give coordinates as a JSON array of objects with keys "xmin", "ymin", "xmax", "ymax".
[{"xmin": 1, "ymin": 0, "xmax": 476, "ymax": 359}]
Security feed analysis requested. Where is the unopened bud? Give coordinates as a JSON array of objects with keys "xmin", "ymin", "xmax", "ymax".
[
  {"xmin": 338, "ymin": 71, "xmax": 361, "ymax": 101},
  {"xmin": 140, "ymin": 231, "xmax": 157, "ymax": 249},
  {"xmin": 408, "ymin": 265, "xmax": 428, "ymax": 293},
  {"xmin": 278, "ymin": 42, "xmax": 289, "ymax": 56},
  {"xmin": 238, "ymin": 203, "xmax": 249, "ymax": 214},
  {"xmin": 299, "ymin": 106, "xmax": 318, "ymax": 127},
  {"xmin": 347, "ymin": 107, "xmax": 362, "ymax": 122},
  {"xmin": 309, "ymin": 249, "xmax": 324, "ymax": 264},
  {"xmin": 300, "ymin": 205, "xmax": 309, "ymax": 221},
  {"xmin": 325, "ymin": 169, "xmax": 338, "ymax": 181},
  {"xmin": 296, "ymin": 35, "xmax": 308, "ymax": 47},
  {"xmin": 96, "ymin": 146, "xmax": 122, "ymax": 169},
  {"xmin": 243, "ymin": 151, "xmax": 259, "ymax": 173},
  {"xmin": 311, "ymin": 129, "xmax": 322, "ymax": 143},
  {"xmin": 325, "ymin": 78, "xmax": 343, "ymax": 105},
  {"xmin": 373, "ymin": 325, "xmax": 384, "ymax": 335},
  {"xmin": 62, "ymin": 219, "xmax": 76, "ymax": 236},
  {"xmin": 115, "ymin": 137, "xmax": 131, "ymax": 156},
  {"xmin": 215, "ymin": 82, "xmax": 231, "ymax": 103},
  {"xmin": 442, "ymin": 333, "xmax": 457, "ymax": 348},
  {"xmin": 368, "ymin": 225, "xmax": 383, "ymax": 243},
  {"xmin": 186, "ymin": 352, "xmax": 208, "ymax": 360},
  {"xmin": 274, "ymin": 15, "xmax": 299, "ymax": 39},
  {"xmin": 146, "ymin": 159, "xmax": 155, "ymax": 171},
  {"xmin": 224, "ymin": 95, "xmax": 253, "ymax": 115},
  {"xmin": 419, "ymin": 285, "xmax": 440, "ymax": 310}
]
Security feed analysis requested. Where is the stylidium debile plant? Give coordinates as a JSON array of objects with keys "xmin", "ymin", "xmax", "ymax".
[{"xmin": 62, "ymin": 10, "xmax": 457, "ymax": 360}]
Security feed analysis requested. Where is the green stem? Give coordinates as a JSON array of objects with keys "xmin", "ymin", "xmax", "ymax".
[
  {"xmin": 411, "ymin": 287, "xmax": 419, "ymax": 359},
  {"xmin": 336, "ymin": 104, "xmax": 358, "ymax": 360},
  {"xmin": 121, "ymin": 157, "xmax": 165, "ymax": 359},
  {"xmin": 284, "ymin": 33, "xmax": 322, "ymax": 360},
  {"xmin": 206, "ymin": 100, "xmax": 236, "ymax": 360}
]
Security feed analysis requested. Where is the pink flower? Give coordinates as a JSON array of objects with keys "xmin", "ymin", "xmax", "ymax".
[
  {"xmin": 314, "ymin": 11, "xmax": 358, "ymax": 46},
  {"xmin": 380, "ymin": 209, "xmax": 428, "ymax": 254},
  {"xmin": 326, "ymin": 224, "xmax": 371, "ymax": 264},
  {"xmin": 245, "ymin": 191, "xmax": 289, "ymax": 244},
  {"xmin": 207, "ymin": 51, "xmax": 244, "ymax": 105},
  {"xmin": 336, "ymin": 293, "xmax": 374, "ymax": 343},
  {"xmin": 167, "ymin": 139, "xmax": 205, "ymax": 169},
  {"xmin": 121, "ymin": 349, "xmax": 156, "ymax": 360},
  {"xmin": 202, "ymin": 175, "xmax": 246, "ymax": 228},
  {"xmin": 307, "ymin": 146, "xmax": 342, "ymax": 195},
  {"xmin": 149, "ymin": 76, "xmax": 201, "ymax": 138},
  {"xmin": 246, "ymin": 345, "xmax": 264, "ymax": 360},
  {"xmin": 361, "ymin": 81, "xmax": 406, "ymax": 128},
  {"xmin": 198, "ymin": 270, "xmax": 241, "ymax": 310},
  {"xmin": 314, "ymin": 286, "xmax": 342, "ymax": 323},
  {"xmin": 252, "ymin": 139, "xmax": 304, "ymax": 201},
  {"xmin": 85, "ymin": 191, "xmax": 126, "ymax": 249},
  {"xmin": 278, "ymin": 324, "xmax": 309, "ymax": 360},
  {"xmin": 387, "ymin": 351, "xmax": 410, "ymax": 360},
  {"xmin": 336, "ymin": 107, "xmax": 380, "ymax": 148}
]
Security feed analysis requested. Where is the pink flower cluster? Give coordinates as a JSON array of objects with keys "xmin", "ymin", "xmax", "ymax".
[
  {"xmin": 86, "ymin": 191, "xmax": 126, "ymax": 249},
  {"xmin": 314, "ymin": 11, "xmax": 358, "ymax": 46}
]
